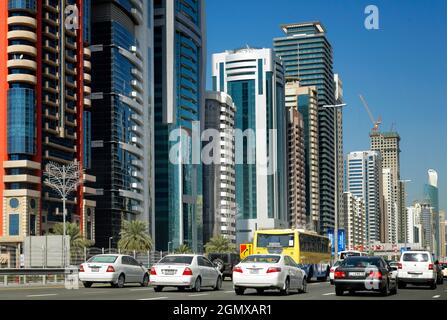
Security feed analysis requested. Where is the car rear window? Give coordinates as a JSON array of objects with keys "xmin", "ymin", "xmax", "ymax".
[
  {"xmin": 208, "ymin": 254, "xmax": 229, "ymax": 263},
  {"xmin": 88, "ymin": 255, "xmax": 118, "ymax": 263},
  {"xmin": 402, "ymin": 253, "xmax": 429, "ymax": 262},
  {"xmin": 242, "ymin": 255, "xmax": 281, "ymax": 263},
  {"xmin": 159, "ymin": 256, "xmax": 194, "ymax": 265},
  {"xmin": 341, "ymin": 257, "xmax": 381, "ymax": 268}
]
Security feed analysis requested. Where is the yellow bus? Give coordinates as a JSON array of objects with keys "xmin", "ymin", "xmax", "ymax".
[{"xmin": 253, "ymin": 229, "xmax": 332, "ymax": 281}]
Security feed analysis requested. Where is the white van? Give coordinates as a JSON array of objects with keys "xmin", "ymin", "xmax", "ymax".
[{"xmin": 397, "ymin": 251, "xmax": 437, "ymax": 289}]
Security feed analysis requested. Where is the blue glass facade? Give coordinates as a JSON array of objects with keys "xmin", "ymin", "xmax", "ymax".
[{"xmin": 7, "ymin": 88, "xmax": 35, "ymax": 156}]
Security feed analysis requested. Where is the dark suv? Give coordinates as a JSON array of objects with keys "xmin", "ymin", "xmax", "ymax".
[{"xmin": 208, "ymin": 253, "xmax": 240, "ymax": 280}]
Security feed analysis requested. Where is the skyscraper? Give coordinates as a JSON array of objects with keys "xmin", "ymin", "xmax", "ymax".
[
  {"xmin": 370, "ymin": 131, "xmax": 403, "ymax": 242},
  {"xmin": 274, "ymin": 21, "xmax": 336, "ymax": 235},
  {"xmin": 203, "ymin": 91, "xmax": 236, "ymax": 244},
  {"xmin": 382, "ymin": 168, "xmax": 397, "ymax": 243},
  {"xmin": 334, "ymin": 74, "xmax": 344, "ymax": 231},
  {"xmin": 346, "ymin": 151, "xmax": 384, "ymax": 243},
  {"xmin": 0, "ymin": 0, "xmax": 96, "ymax": 246},
  {"xmin": 342, "ymin": 192, "xmax": 366, "ymax": 250},
  {"xmin": 424, "ymin": 169, "xmax": 440, "ymax": 257},
  {"xmin": 154, "ymin": 0, "xmax": 206, "ymax": 252},
  {"xmin": 212, "ymin": 48, "xmax": 288, "ymax": 244},
  {"xmin": 90, "ymin": 0, "xmax": 153, "ymax": 248},
  {"xmin": 285, "ymin": 80, "xmax": 318, "ymax": 230}
]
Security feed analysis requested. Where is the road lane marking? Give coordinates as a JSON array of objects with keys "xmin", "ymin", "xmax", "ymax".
[
  {"xmin": 432, "ymin": 295, "xmax": 441, "ymax": 299},
  {"xmin": 139, "ymin": 297, "xmax": 168, "ymax": 300},
  {"xmin": 322, "ymin": 292, "xmax": 335, "ymax": 296},
  {"xmin": 129, "ymin": 288, "xmax": 153, "ymax": 291},
  {"xmin": 83, "ymin": 291, "xmax": 110, "ymax": 295},
  {"xmin": 224, "ymin": 290, "xmax": 234, "ymax": 293},
  {"xmin": 27, "ymin": 294, "xmax": 58, "ymax": 298},
  {"xmin": 188, "ymin": 293, "xmax": 209, "ymax": 297}
]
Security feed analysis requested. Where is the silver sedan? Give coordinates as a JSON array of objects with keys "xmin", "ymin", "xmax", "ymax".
[{"xmin": 149, "ymin": 254, "xmax": 223, "ymax": 292}]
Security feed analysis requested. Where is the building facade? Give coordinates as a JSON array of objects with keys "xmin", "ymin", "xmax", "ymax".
[
  {"xmin": 370, "ymin": 131, "xmax": 404, "ymax": 242},
  {"xmin": 382, "ymin": 168, "xmax": 397, "ymax": 244},
  {"xmin": 203, "ymin": 91, "xmax": 236, "ymax": 244},
  {"xmin": 274, "ymin": 21, "xmax": 336, "ymax": 235},
  {"xmin": 285, "ymin": 105, "xmax": 306, "ymax": 229},
  {"xmin": 342, "ymin": 192, "xmax": 366, "ymax": 250},
  {"xmin": 153, "ymin": 0, "xmax": 206, "ymax": 252},
  {"xmin": 0, "ymin": 0, "xmax": 96, "ymax": 247},
  {"xmin": 90, "ymin": 0, "xmax": 153, "ymax": 247},
  {"xmin": 424, "ymin": 169, "xmax": 440, "ymax": 257},
  {"xmin": 212, "ymin": 48, "xmax": 288, "ymax": 244},
  {"xmin": 334, "ymin": 74, "xmax": 344, "ymax": 233},
  {"xmin": 440, "ymin": 209, "xmax": 445, "ymax": 259},
  {"xmin": 346, "ymin": 151, "xmax": 384, "ymax": 243}
]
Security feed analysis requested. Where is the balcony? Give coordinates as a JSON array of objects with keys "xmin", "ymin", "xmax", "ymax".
[{"xmin": 7, "ymin": 16, "xmax": 37, "ymax": 28}]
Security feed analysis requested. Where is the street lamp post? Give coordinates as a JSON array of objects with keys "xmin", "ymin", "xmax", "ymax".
[
  {"xmin": 323, "ymin": 103, "xmax": 348, "ymax": 261},
  {"xmin": 109, "ymin": 237, "xmax": 113, "ymax": 253}
]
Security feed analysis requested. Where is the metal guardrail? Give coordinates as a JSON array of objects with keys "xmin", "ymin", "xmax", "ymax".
[{"xmin": 0, "ymin": 268, "xmax": 78, "ymax": 287}]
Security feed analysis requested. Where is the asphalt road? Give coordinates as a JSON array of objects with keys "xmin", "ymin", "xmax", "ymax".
[{"xmin": 0, "ymin": 279, "xmax": 446, "ymax": 300}]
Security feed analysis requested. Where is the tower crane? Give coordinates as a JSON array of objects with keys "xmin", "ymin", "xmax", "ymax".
[{"xmin": 359, "ymin": 94, "xmax": 382, "ymax": 133}]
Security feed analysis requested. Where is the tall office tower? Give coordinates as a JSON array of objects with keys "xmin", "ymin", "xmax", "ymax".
[
  {"xmin": 285, "ymin": 80, "xmax": 319, "ymax": 230},
  {"xmin": 154, "ymin": 0, "xmax": 206, "ymax": 252},
  {"xmin": 90, "ymin": 0, "xmax": 154, "ymax": 247},
  {"xmin": 418, "ymin": 202, "xmax": 434, "ymax": 252},
  {"xmin": 407, "ymin": 204, "xmax": 423, "ymax": 246},
  {"xmin": 285, "ymin": 106, "xmax": 306, "ymax": 229},
  {"xmin": 212, "ymin": 48, "xmax": 288, "ymax": 244},
  {"xmin": 0, "ymin": 0, "xmax": 96, "ymax": 247},
  {"xmin": 382, "ymin": 168, "xmax": 397, "ymax": 243},
  {"xmin": 398, "ymin": 180, "xmax": 408, "ymax": 243},
  {"xmin": 334, "ymin": 74, "xmax": 344, "ymax": 230},
  {"xmin": 203, "ymin": 91, "xmax": 236, "ymax": 244},
  {"xmin": 439, "ymin": 210, "xmax": 445, "ymax": 259},
  {"xmin": 424, "ymin": 169, "xmax": 440, "ymax": 257},
  {"xmin": 274, "ymin": 22, "xmax": 336, "ymax": 235},
  {"xmin": 346, "ymin": 151, "xmax": 384, "ymax": 243},
  {"xmin": 342, "ymin": 192, "xmax": 366, "ymax": 250},
  {"xmin": 370, "ymin": 131, "xmax": 403, "ymax": 242}
]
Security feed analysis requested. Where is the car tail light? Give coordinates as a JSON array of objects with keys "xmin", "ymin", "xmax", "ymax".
[
  {"xmin": 334, "ymin": 271, "xmax": 346, "ymax": 279},
  {"xmin": 369, "ymin": 271, "xmax": 382, "ymax": 279},
  {"xmin": 266, "ymin": 267, "xmax": 281, "ymax": 273},
  {"xmin": 106, "ymin": 266, "xmax": 115, "ymax": 273},
  {"xmin": 398, "ymin": 263, "xmax": 402, "ymax": 269},
  {"xmin": 79, "ymin": 265, "xmax": 85, "ymax": 273},
  {"xmin": 232, "ymin": 266, "xmax": 243, "ymax": 273},
  {"xmin": 182, "ymin": 267, "xmax": 193, "ymax": 276},
  {"xmin": 150, "ymin": 267, "xmax": 157, "ymax": 275},
  {"xmin": 428, "ymin": 264, "xmax": 433, "ymax": 270}
]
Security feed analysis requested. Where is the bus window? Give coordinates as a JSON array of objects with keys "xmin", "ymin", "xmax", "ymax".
[{"xmin": 257, "ymin": 233, "xmax": 294, "ymax": 248}]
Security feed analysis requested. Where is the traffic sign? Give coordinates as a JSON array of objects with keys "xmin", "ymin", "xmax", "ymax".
[{"xmin": 239, "ymin": 244, "xmax": 253, "ymax": 260}]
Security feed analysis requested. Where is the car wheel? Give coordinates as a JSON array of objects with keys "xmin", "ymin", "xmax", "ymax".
[
  {"xmin": 335, "ymin": 286, "xmax": 344, "ymax": 296},
  {"xmin": 116, "ymin": 274, "xmax": 125, "ymax": 288},
  {"xmin": 141, "ymin": 274, "xmax": 149, "ymax": 287},
  {"xmin": 299, "ymin": 278, "xmax": 307, "ymax": 293},
  {"xmin": 349, "ymin": 289, "xmax": 356, "ymax": 295},
  {"xmin": 83, "ymin": 281, "xmax": 92, "ymax": 288},
  {"xmin": 381, "ymin": 281, "xmax": 390, "ymax": 296},
  {"xmin": 235, "ymin": 287, "xmax": 245, "ymax": 295},
  {"xmin": 214, "ymin": 276, "xmax": 222, "ymax": 291},
  {"xmin": 280, "ymin": 278, "xmax": 290, "ymax": 296},
  {"xmin": 193, "ymin": 277, "xmax": 201, "ymax": 292},
  {"xmin": 256, "ymin": 288, "xmax": 265, "ymax": 294},
  {"xmin": 177, "ymin": 286, "xmax": 185, "ymax": 292},
  {"xmin": 430, "ymin": 280, "xmax": 437, "ymax": 290},
  {"xmin": 154, "ymin": 286, "xmax": 163, "ymax": 292},
  {"xmin": 398, "ymin": 281, "xmax": 406, "ymax": 289},
  {"xmin": 390, "ymin": 283, "xmax": 398, "ymax": 295}
]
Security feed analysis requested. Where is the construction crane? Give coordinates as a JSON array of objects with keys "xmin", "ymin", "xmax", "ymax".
[{"xmin": 359, "ymin": 94, "xmax": 382, "ymax": 132}]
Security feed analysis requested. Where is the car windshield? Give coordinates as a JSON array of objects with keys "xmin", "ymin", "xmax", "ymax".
[
  {"xmin": 88, "ymin": 255, "xmax": 118, "ymax": 263},
  {"xmin": 341, "ymin": 257, "xmax": 381, "ymax": 268},
  {"xmin": 158, "ymin": 256, "xmax": 194, "ymax": 265},
  {"xmin": 402, "ymin": 253, "xmax": 429, "ymax": 262},
  {"xmin": 242, "ymin": 255, "xmax": 281, "ymax": 264},
  {"xmin": 334, "ymin": 260, "xmax": 342, "ymax": 267}
]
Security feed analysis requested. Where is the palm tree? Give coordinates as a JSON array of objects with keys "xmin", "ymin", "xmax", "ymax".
[
  {"xmin": 51, "ymin": 223, "xmax": 92, "ymax": 262},
  {"xmin": 118, "ymin": 220, "xmax": 153, "ymax": 253},
  {"xmin": 174, "ymin": 244, "xmax": 193, "ymax": 254},
  {"xmin": 204, "ymin": 235, "xmax": 236, "ymax": 254}
]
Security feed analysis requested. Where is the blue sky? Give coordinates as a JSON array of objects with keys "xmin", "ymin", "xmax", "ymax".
[{"xmin": 205, "ymin": 0, "xmax": 447, "ymax": 211}]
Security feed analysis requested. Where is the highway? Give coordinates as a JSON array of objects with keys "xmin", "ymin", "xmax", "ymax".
[{"xmin": 0, "ymin": 280, "xmax": 445, "ymax": 300}]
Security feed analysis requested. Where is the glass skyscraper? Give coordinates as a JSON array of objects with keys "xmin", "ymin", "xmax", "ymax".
[
  {"xmin": 274, "ymin": 22, "xmax": 337, "ymax": 235},
  {"xmin": 424, "ymin": 169, "xmax": 440, "ymax": 257},
  {"xmin": 153, "ymin": 0, "xmax": 206, "ymax": 252},
  {"xmin": 90, "ymin": 0, "xmax": 154, "ymax": 247}
]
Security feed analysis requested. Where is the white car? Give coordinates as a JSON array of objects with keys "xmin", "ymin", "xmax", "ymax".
[
  {"xmin": 398, "ymin": 251, "xmax": 437, "ymax": 289},
  {"xmin": 232, "ymin": 254, "xmax": 307, "ymax": 295},
  {"xmin": 149, "ymin": 254, "xmax": 222, "ymax": 292},
  {"xmin": 329, "ymin": 260, "xmax": 342, "ymax": 285},
  {"xmin": 79, "ymin": 254, "xmax": 149, "ymax": 288}
]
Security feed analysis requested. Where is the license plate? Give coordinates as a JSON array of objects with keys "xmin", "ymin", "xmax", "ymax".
[
  {"xmin": 250, "ymin": 269, "xmax": 259, "ymax": 274},
  {"xmin": 162, "ymin": 270, "xmax": 176, "ymax": 275},
  {"xmin": 349, "ymin": 272, "xmax": 364, "ymax": 277},
  {"xmin": 91, "ymin": 268, "xmax": 100, "ymax": 272}
]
